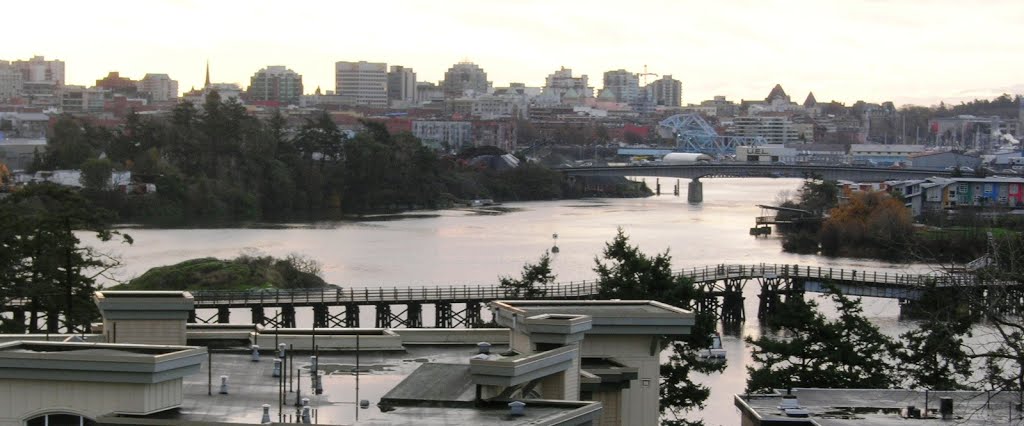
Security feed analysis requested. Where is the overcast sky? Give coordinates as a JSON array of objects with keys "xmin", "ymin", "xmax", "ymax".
[{"xmin": 6, "ymin": 0, "xmax": 1022, "ymax": 107}]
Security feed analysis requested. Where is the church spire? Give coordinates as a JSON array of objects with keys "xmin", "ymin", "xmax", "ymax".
[{"xmin": 204, "ymin": 60, "xmax": 210, "ymax": 88}]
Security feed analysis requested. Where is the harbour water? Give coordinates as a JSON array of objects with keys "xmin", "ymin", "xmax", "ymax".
[{"xmin": 87, "ymin": 177, "xmax": 934, "ymax": 424}]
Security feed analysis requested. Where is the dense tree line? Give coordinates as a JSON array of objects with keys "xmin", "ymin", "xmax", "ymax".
[{"xmin": 32, "ymin": 92, "xmax": 644, "ymax": 225}]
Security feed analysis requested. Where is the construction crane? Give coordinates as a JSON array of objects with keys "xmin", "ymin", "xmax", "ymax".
[{"xmin": 637, "ymin": 64, "xmax": 657, "ymax": 87}]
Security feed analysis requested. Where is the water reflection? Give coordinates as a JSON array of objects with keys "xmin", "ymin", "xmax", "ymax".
[{"xmin": 85, "ymin": 177, "xmax": 936, "ymax": 425}]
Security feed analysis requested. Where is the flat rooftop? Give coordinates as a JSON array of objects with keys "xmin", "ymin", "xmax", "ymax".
[
  {"xmin": 493, "ymin": 300, "xmax": 692, "ymax": 319},
  {"xmin": 98, "ymin": 344, "xmax": 598, "ymax": 425},
  {"xmin": 492, "ymin": 300, "xmax": 695, "ymax": 334},
  {"xmin": 737, "ymin": 388, "xmax": 1020, "ymax": 425}
]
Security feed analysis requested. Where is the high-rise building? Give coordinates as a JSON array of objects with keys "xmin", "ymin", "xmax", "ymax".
[
  {"xmin": 12, "ymin": 55, "xmax": 64, "ymax": 101},
  {"xmin": 247, "ymin": 66, "xmax": 303, "ymax": 105},
  {"xmin": 646, "ymin": 75, "xmax": 682, "ymax": 107},
  {"xmin": 601, "ymin": 69, "xmax": 639, "ymax": 103},
  {"xmin": 387, "ymin": 65, "xmax": 416, "ymax": 107},
  {"xmin": 335, "ymin": 61, "xmax": 388, "ymax": 107},
  {"xmin": 95, "ymin": 71, "xmax": 138, "ymax": 97},
  {"xmin": 442, "ymin": 62, "xmax": 490, "ymax": 98},
  {"xmin": 137, "ymin": 74, "xmax": 179, "ymax": 102},
  {"xmin": 543, "ymin": 67, "xmax": 593, "ymax": 99},
  {"xmin": 0, "ymin": 61, "xmax": 23, "ymax": 102}
]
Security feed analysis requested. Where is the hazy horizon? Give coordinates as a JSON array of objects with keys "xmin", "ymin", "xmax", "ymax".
[{"xmin": 6, "ymin": 0, "xmax": 1022, "ymax": 107}]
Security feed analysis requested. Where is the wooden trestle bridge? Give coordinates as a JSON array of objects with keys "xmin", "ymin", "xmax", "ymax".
[
  {"xmin": 5, "ymin": 263, "xmax": 1019, "ymax": 332},
  {"xmin": 180, "ymin": 263, "xmax": 1009, "ymax": 329}
]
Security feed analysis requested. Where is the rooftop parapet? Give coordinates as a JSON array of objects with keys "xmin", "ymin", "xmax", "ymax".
[{"xmin": 93, "ymin": 291, "xmax": 195, "ymax": 346}]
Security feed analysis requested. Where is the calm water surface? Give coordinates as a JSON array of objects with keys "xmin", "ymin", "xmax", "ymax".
[{"xmin": 88, "ymin": 177, "xmax": 933, "ymax": 425}]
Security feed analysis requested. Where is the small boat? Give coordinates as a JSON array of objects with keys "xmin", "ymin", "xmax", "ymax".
[
  {"xmin": 469, "ymin": 199, "xmax": 496, "ymax": 207},
  {"xmin": 697, "ymin": 334, "xmax": 726, "ymax": 359}
]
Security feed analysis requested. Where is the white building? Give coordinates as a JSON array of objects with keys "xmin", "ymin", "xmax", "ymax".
[
  {"xmin": 0, "ymin": 292, "xmax": 695, "ymax": 426},
  {"xmin": 137, "ymin": 73, "xmax": 178, "ymax": 102},
  {"xmin": 542, "ymin": 67, "xmax": 593, "ymax": 104},
  {"xmin": 387, "ymin": 65, "xmax": 416, "ymax": 108},
  {"xmin": 729, "ymin": 116, "xmax": 804, "ymax": 145},
  {"xmin": 412, "ymin": 120, "xmax": 473, "ymax": 150},
  {"xmin": 335, "ymin": 61, "xmax": 388, "ymax": 107}
]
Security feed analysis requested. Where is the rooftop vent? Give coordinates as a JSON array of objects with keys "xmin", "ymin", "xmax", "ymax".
[
  {"xmin": 509, "ymin": 400, "xmax": 526, "ymax": 417},
  {"xmin": 779, "ymin": 395, "xmax": 800, "ymax": 410},
  {"xmin": 940, "ymin": 397, "xmax": 954, "ymax": 420},
  {"xmin": 784, "ymin": 408, "xmax": 810, "ymax": 418},
  {"xmin": 905, "ymin": 405, "xmax": 922, "ymax": 419}
]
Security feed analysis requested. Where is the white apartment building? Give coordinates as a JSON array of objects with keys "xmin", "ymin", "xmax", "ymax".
[
  {"xmin": 543, "ymin": 67, "xmax": 594, "ymax": 101},
  {"xmin": 137, "ymin": 73, "xmax": 178, "ymax": 102},
  {"xmin": 729, "ymin": 116, "xmax": 803, "ymax": 145},
  {"xmin": 335, "ymin": 61, "xmax": 388, "ymax": 107},
  {"xmin": 412, "ymin": 120, "xmax": 473, "ymax": 150}
]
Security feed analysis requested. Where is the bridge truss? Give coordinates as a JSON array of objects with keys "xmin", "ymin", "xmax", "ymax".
[{"xmin": 658, "ymin": 113, "xmax": 767, "ymax": 157}]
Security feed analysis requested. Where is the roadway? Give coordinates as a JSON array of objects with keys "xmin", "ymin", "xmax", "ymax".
[{"xmin": 555, "ymin": 163, "xmax": 950, "ymax": 182}]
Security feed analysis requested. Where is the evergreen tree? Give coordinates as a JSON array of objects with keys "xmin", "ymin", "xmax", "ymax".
[
  {"xmin": 0, "ymin": 184, "xmax": 131, "ymax": 332},
  {"xmin": 746, "ymin": 285, "xmax": 898, "ymax": 393},
  {"xmin": 499, "ymin": 251, "xmax": 553, "ymax": 297},
  {"xmin": 593, "ymin": 229, "xmax": 724, "ymax": 426}
]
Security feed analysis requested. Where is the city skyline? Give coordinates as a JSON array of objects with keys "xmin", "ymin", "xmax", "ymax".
[{"xmin": 5, "ymin": 0, "xmax": 1022, "ymax": 107}]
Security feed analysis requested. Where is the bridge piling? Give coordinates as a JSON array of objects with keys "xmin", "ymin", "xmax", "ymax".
[
  {"xmin": 216, "ymin": 307, "xmax": 231, "ymax": 324},
  {"xmin": 466, "ymin": 302, "xmax": 483, "ymax": 327},
  {"xmin": 10, "ymin": 309, "xmax": 25, "ymax": 334},
  {"xmin": 687, "ymin": 178, "xmax": 703, "ymax": 203},
  {"xmin": 29, "ymin": 307, "xmax": 40, "ymax": 333},
  {"xmin": 280, "ymin": 306, "xmax": 296, "ymax": 328},
  {"xmin": 251, "ymin": 306, "xmax": 265, "ymax": 325},
  {"xmin": 46, "ymin": 309, "xmax": 59, "ymax": 333},
  {"xmin": 375, "ymin": 304, "xmax": 392, "ymax": 328},
  {"xmin": 406, "ymin": 303, "xmax": 423, "ymax": 328},
  {"xmin": 435, "ymin": 302, "xmax": 452, "ymax": 328},
  {"xmin": 344, "ymin": 304, "xmax": 360, "ymax": 327},
  {"xmin": 312, "ymin": 304, "xmax": 328, "ymax": 328},
  {"xmin": 720, "ymin": 279, "xmax": 746, "ymax": 323}
]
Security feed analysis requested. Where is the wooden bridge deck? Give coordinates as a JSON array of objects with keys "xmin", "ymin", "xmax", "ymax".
[{"xmin": 186, "ymin": 263, "xmax": 995, "ymax": 308}]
